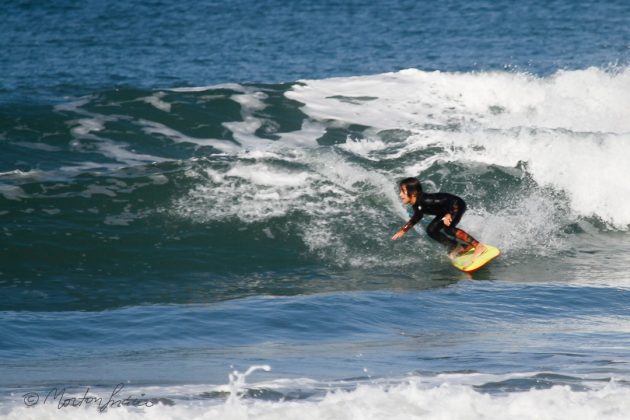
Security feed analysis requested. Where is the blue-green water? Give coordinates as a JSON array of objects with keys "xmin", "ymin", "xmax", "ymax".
[{"xmin": 1, "ymin": 1, "xmax": 630, "ymax": 418}]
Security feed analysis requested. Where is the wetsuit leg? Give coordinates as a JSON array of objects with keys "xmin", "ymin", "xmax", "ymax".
[
  {"xmin": 442, "ymin": 200, "xmax": 479, "ymax": 250},
  {"xmin": 426, "ymin": 216, "xmax": 459, "ymax": 251}
]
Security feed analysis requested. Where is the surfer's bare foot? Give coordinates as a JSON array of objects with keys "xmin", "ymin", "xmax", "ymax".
[
  {"xmin": 448, "ymin": 245, "xmax": 464, "ymax": 259},
  {"xmin": 459, "ymin": 244, "xmax": 474, "ymax": 254},
  {"xmin": 472, "ymin": 244, "xmax": 487, "ymax": 258}
]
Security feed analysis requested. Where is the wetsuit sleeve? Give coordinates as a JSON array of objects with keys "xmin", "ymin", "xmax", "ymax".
[{"xmin": 401, "ymin": 207, "xmax": 423, "ymax": 233}]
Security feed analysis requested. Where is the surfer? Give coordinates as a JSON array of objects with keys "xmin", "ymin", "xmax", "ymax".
[{"xmin": 391, "ymin": 177, "xmax": 486, "ymax": 259}]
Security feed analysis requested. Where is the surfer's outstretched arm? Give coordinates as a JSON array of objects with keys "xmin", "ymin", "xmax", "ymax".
[{"xmin": 392, "ymin": 207, "xmax": 423, "ymax": 240}]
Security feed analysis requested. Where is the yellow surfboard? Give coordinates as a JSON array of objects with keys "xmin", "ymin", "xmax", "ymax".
[{"xmin": 451, "ymin": 244, "xmax": 500, "ymax": 273}]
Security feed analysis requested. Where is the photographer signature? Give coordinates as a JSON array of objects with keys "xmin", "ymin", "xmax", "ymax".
[{"xmin": 23, "ymin": 383, "xmax": 155, "ymax": 412}]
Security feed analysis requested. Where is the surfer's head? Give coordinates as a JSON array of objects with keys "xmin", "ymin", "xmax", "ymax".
[{"xmin": 399, "ymin": 177, "xmax": 422, "ymax": 205}]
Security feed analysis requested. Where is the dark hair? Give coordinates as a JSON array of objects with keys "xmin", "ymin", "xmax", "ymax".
[{"xmin": 399, "ymin": 177, "xmax": 422, "ymax": 198}]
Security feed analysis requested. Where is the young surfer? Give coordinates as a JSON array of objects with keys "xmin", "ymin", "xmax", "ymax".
[{"xmin": 391, "ymin": 177, "xmax": 486, "ymax": 259}]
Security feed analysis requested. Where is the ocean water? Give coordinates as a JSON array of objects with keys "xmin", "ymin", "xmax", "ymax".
[{"xmin": 1, "ymin": 0, "xmax": 630, "ymax": 418}]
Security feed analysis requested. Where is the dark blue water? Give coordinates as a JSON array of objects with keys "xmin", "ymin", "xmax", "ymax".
[
  {"xmin": 1, "ymin": 0, "xmax": 630, "ymax": 418},
  {"xmin": 2, "ymin": 0, "xmax": 628, "ymax": 102}
]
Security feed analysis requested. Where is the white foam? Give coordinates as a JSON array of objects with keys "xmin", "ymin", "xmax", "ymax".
[
  {"xmin": 397, "ymin": 129, "xmax": 630, "ymax": 229},
  {"xmin": 149, "ymin": 175, "xmax": 169, "ymax": 185},
  {"xmin": 231, "ymin": 92, "xmax": 268, "ymax": 112},
  {"xmin": 3, "ymin": 377, "xmax": 630, "ymax": 420},
  {"xmin": 339, "ymin": 137, "xmax": 389, "ymax": 160},
  {"xmin": 226, "ymin": 164, "xmax": 310, "ymax": 187},
  {"xmin": 0, "ymin": 185, "xmax": 27, "ymax": 201},
  {"xmin": 173, "ymin": 145, "xmax": 416, "ymax": 267},
  {"xmin": 80, "ymin": 185, "xmax": 117, "ymax": 198},
  {"xmin": 286, "ymin": 67, "xmax": 630, "ymax": 229},
  {"xmin": 167, "ymin": 67, "xmax": 629, "ymax": 271},
  {"xmin": 95, "ymin": 140, "xmax": 167, "ymax": 165},
  {"xmin": 142, "ymin": 92, "xmax": 172, "ymax": 112},
  {"xmin": 13, "ymin": 142, "xmax": 63, "ymax": 152},
  {"xmin": 70, "ymin": 118, "xmax": 105, "ymax": 137},
  {"xmin": 173, "ymin": 158, "xmax": 314, "ymax": 222},
  {"xmin": 0, "ymin": 170, "xmax": 45, "ymax": 180},
  {"xmin": 62, "ymin": 103, "xmax": 170, "ymax": 168},
  {"xmin": 276, "ymin": 119, "xmax": 325, "ymax": 148},
  {"xmin": 140, "ymin": 119, "xmax": 241, "ymax": 153},
  {"xmin": 168, "ymin": 83, "xmax": 248, "ymax": 93},
  {"xmin": 222, "ymin": 116, "xmax": 267, "ymax": 149},
  {"xmin": 104, "ymin": 208, "xmax": 140, "ymax": 226},
  {"xmin": 288, "ymin": 67, "xmax": 630, "ymax": 133},
  {"xmin": 58, "ymin": 161, "xmax": 124, "ymax": 174},
  {"xmin": 223, "ymin": 91, "xmax": 322, "ymax": 150},
  {"xmin": 53, "ymin": 97, "xmax": 91, "ymax": 113},
  {"xmin": 222, "ymin": 91, "xmax": 272, "ymax": 149}
]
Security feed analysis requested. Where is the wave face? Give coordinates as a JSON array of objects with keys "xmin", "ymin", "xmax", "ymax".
[
  {"xmin": 1, "ymin": 67, "xmax": 630, "ymax": 310},
  {"xmin": 2, "ymin": 67, "xmax": 630, "ymax": 419}
]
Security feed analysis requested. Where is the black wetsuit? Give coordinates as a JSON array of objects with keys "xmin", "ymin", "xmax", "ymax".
[{"xmin": 400, "ymin": 192, "xmax": 479, "ymax": 252}]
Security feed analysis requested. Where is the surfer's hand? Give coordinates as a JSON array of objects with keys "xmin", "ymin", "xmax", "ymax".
[
  {"xmin": 391, "ymin": 230, "xmax": 405, "ymax": 240},
  {"xmin": 442, "ymin": 214, "xmax": 452, "ymax": 226}
]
